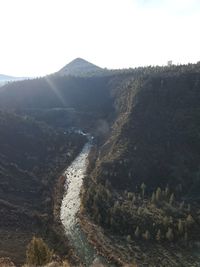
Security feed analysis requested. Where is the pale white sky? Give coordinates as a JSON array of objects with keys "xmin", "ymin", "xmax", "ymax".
[{"xmin": 0, "ymin": 0, "xmax": 199, "ymax": 76}]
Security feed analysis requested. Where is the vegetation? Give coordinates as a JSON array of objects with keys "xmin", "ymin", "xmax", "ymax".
[
  {"xmin": 0, "ymin": 111, "xmax": 86, "ymax": 264},
  {"xmin": 80, "ymin": 62, "xmax": 200, "ymax": 265},
  {"xmin": 26, "ymin": 237, "xmax": 53, "ymax": 266},
  {"xmin": 82, "ymin": 180, "xmax": 199, "ymax": 243},
  {"xmin": 1, "ymin": 61, "xmax": 200, "ymax": 265}
]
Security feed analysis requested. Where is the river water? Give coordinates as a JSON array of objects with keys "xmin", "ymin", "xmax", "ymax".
[{"xmin": 60, "ymin": 135, "xmax": 108, "ymax": 266}]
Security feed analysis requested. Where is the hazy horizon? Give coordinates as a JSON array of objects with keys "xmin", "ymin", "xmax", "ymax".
[{"xmin": 0, "ymin": 0, "xmax": 199, "ymax": 77}]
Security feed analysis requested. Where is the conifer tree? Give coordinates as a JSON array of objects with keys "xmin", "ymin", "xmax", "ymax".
[
  {"xmin": 163, "ymin": 216, "xmax": 169, "ymax": 227},
  {"xmin": 156, "ymin": 187, "xmax": 162, "ymax": 202},
  {"xmin": 169, "ymin": 193, "xmax": 175, "ymax": 205},
  {"xmin": 26, "ymin": 236, "xmax": 53, "ymax": 266},
  {"xmin": 135, "ymin": 226, "xmax": 140, "ymax": 238},
  {"xmin": 156, "ymin": 229, "xmax": 161, "ymax": 241},
  {"xmin": 179, "ymin": 201, "xmax": 184, "ymax": 209},
  {"xmin": 137, "ymin": 207, "xmax": 143, "ymax": 215},
  {"xmin": 151, "ymin": 192, "xmax": 156, "ymax": 203},
  {"xmin": 178, "ymin": 219, "xmax": 184, "ymax": 234},
  {"xmin": 165, "ymin": 185, "xmax": 170, "ymax": 198},
  {"xmin": 143, "ymin": 230, "xmax": 150, "ymax": 240},
  {"xmin": 127, "ymin": 235, "xmax": 131, "ymax": 242},
  {"xmin": 141, "ymin": 183, "xmax": 146, "ymax": 198},
  {"xmin": 166, "ymin": 228, "xmax": 174, "ymax": 242},
  {"xmin": 186, "ymin": 214, "xmax": 194, "ymax": 226},
  {"xmin": 184, "ymin": 232, "xmax": 188, "ymax": 243}
]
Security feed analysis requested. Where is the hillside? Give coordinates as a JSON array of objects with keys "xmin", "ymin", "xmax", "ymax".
[
  {"xmin": 1, "ymin": 61, "xmax": 200, "ymax": 265},
  {"xmin": 0, "ymin": 111, "xmax": 86, "ymax": 264},
  {"xmin": 81, "ymin": 63, "xmax": 200, "ymax": 266},
  {"xmin": 0, "ymin": 74, "xmax": 27, "ymax": 87}
]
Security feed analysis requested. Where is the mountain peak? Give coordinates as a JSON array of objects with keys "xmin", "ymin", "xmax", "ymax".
[{"xmin": 58, "ymin": 58, "xmax": 102, "ymax": 76}]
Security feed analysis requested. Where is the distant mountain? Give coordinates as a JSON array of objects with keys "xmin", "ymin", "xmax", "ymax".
[
  {"xmin": 0, "ymin": 74, "xmax": 26, "ymax": 86},
  {"xmin": 0, "ymin": 74, "xmax": 15, "ymax": 81},
  {"xmin": 58, "ymin": 58, "xmax": 106, "ymax": 76}
]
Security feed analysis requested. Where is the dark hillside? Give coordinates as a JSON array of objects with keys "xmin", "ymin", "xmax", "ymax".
[
  {"xmin": 0, "ymin": 76, "xmax": 113, "ymax": 114},
  {"xmin": 0, "ymin": 111, "xmax": 86, "ymax": 264},
  {"xmin": 81, "ymin": 63, "xmax": 200, "ymax": 265},
  {"xmin": 1, "ymin": 62, "xmax": 200, "ymax": 265},
  {"xmin": 86, "ymin": 69, "xmax": 200, "ymax": 195}
]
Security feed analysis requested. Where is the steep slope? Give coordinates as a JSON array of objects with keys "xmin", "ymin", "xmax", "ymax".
[
  {"xmin": 58, "ymin": 58, "xmax": 105, "ymax": 76},
  {"xmin": 0, "ymin": 74, "xmax": 120, "ymax": 137},
  {"xmin": 0, "ymin": 75, "xmax": 113, "ymax": 113},
  {"xmin": 0, "ymin": 111, "xmax": 86, "ymax": 264},
  {"xmin": 93, "ymin": 72, "xmax": 200, "ymax": 193},
  {"xmin": 81, "ymin": 63, "xmax": 200, "ymax": 266}
]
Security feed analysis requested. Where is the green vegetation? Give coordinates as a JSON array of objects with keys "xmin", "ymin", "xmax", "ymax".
[
  {"xmin": 26, "ymin": 237, "xmax": 53, "ymax": 266},
  {"xmin": 82, "ymin": 181, "xmax": 199, "ymax": 244}
]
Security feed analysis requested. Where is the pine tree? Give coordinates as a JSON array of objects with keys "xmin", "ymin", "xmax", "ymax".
[
  {"xmin": 178, "ymin": 219, "xmax": 184, "ymax": 234},
  {"xmin": 156, "ymin": 187, "xmax": 162, "ymax": 202},
  {"xmin": 151, "ymin": 192, "xmax": 156, "ymax": 203},
  {"xmin": 179, "ymin": 201, "xmax": 184, "ymax": 209},
  {"xmin": 128, "ymin": 192, "xmax": 133, "ymax": 200},
  {"xmin": 165, "ymin": 185, "xmax": 170, "ymax": 198},
  {"xmin": 184, "ymin": 232, "xmax": 188, "ymax": 243},
  {"xmin": 26, "ymin": 236, "xmax": 53, "ymax": 266},
  {"xmin": 169, "ymin": 193, "xmax": 175, "ymax": 205},
  {"xmin": 187, "ymin": 204, "xmax": 191, "ymax": 212},
  {"xmin": 166, "ymin": 228, "xmax": 174, "ymax": 242},
  {"xmin": 169, "ymin": 216, "xmax": 173, "ymax": 224},
  {"xmin": 134, "ymin": 226, "xmax": 140, "ymax": 238},
  {"xmin": 186, "ymin": 214, "xmax": 194, "ymax": 226},
  {"xmin": 141, "ymin": 183, "xmax": 146, "ymax": 198},
  {"xmin": 137, "ymin": 207, "xmax": 143, "ymax": 215},
  {"xmin": 126, "ymin": 235, "xmax": 131, "ymax": 242},
  {"xmin": 156, "ymin": 229, "xmax": 161, "ymax": 241},
  {"xmin": 143, "ymin": 230, "xmax": 150, "ymax": 240},
  {"xmin": 163, "ymin": 216, "xmax": 169, "ymax": 227},
  {"xmin": 132, "ymin": 193, "xmax": 136, "ymax": 203}
]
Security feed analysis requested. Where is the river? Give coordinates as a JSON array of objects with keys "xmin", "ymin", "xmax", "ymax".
[{"xmin": 60, "ymin": 134, "xmax": 108, "ymax": 266}]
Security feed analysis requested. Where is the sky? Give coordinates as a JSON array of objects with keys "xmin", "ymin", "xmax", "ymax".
[{"xmin": 0, "ymin": 0, "xmax": 199, "ymax": 77}]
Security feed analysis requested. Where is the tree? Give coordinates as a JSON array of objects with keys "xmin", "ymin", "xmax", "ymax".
[
  {"xmin": 134, "ymin": 226, "xmax": 140, "ymax": 238},
  {"xmin": 165, "ymin": 185, "xmax": 170, "ymax": 198},
  {"xmin": 127, "ymin": 235, "xmax": 131, "ymax": 242},
  {"xmin": 156, "ymin": 187, "xmax": 162, "ymax": 202},
  {"xmin": 137, "ymin": 207, "xmax": 143, "ymax": 215},
  {"xmin": 156, "ymin": 229, "xmax": 161, "ymax": 241},
  {"xmin": 187, "ymin": 204, "xmax": 191, "ymax": 212},
  {"xmin": 151, "ymin": 192, "xmax": 156, "ymax": 203},
  {"xmin": 178, "ymin": 219, "xmax": 184, "ymax": 234},
  {"xmin": 184, "ymin": 232, "xmax": 188, "ymax": 243},
  {"xmin": 132, "ymin": 193, "xmax": 136, "ymax": 203},
  {"xmin": 141, "ymin": 183, "xmax": 146, "ymax": 198},
  {"xmin": 169, "ymin": 193, "xmax": 175, "ymax": 205},
  {"xmin": 186, "ymin": 214, "xmax": 194, "ymax": 226},
  {"xmin": 128, "ymin": 192, "xmax": 133, "ymax": 200},
  {"xmin": 179, "ymin": 201, "xmax": 184, "ymax": 210},
  {"xmin": 26, "ymin": 236, "xmax": 53, "ymax": 266},
  {"xmin": 166, "ymin": 228, "xmax": 174, "ymax": 242},
  {"xmin": 143, "ymin": 230, "xmax": 150, "ymax": 240},
  {"xmin": 163, "ymin": 216, "xmax": 169, "ymax": 227}
]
